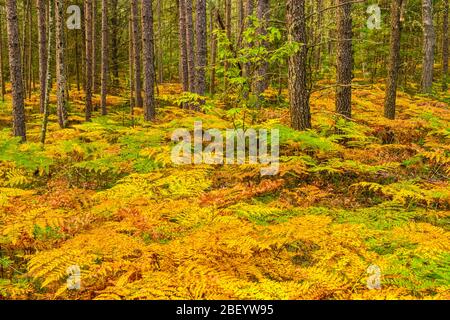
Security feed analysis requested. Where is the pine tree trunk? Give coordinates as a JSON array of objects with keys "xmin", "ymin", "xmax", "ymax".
[
  {"xmin": 141, "ymin": 0, "xmax": 156, "ymax": 121},
  {"xmin": 56, "ymin": 0, "xmax": 68, "ymax": 128},
  {"xmin": 209, "ymin": 6, "xmax": 217, "ymax": 95},
  {"xmin": 185, "ymin": 0, "xmax": 196, "ymax": 94},
  {"xmin": 244, "ymin": 0, "xmax": 254, "ymax": 80},
  {"xmin": 37, "ymin": 0, "xmax": 47, "ymax": 113},
  {"xmin": 443, "ymin": 0, "xmax": 449, "ymax": 91},
  {"xmin": 92, "ymin": 0, "xmax": 98, "ymax": 94},
  {"xmin": 224, "ymin": 0, "xmax": 232, "ymax": 92},
  {"xmin": 85, "ymin": 0, "xmax": 93, "ymax": 121},
  {"xmin": 128, "ymin": 13, "xmax": 135, "ymax": 115},
  {"xmin": 101, "ymin": 0, "xmax": 109, "ymax": 115},
  {"xmin": 0, "ymin": 7, "xmax": 5, "ymax": 101},
  {"xmin": 110, "ymin": 0, "xmax": 120, "ymax": 86},
  {"xmin": 254, "ymin": 0, "xmax": 270, "ymax": 104},
  {"xmin": 196, "ymin": 0, "xmax": 207, "ymax": 96},
  {"xmin": 335, "ymin": 0, "xmax": 352, "ymax": 120},
  {"xmin": 131, "ymin": 0, "xmax": 143, "ymax": 108},
  {"xmin": 421, "ymin": 0, "xmax": 435, "ymax": 93},
  {"xmin": 5, "ymin": 0, "xmax": 26, "ymax": 141},
  {"xmin": 157, "ymin": 0, "xmax": 163, "ymax": 84},
  {"xmin": 287, "ymin": 0, "xmax": 311, "ymax": 131},
  {"xmin": 178, "ymin": 0, "xmax": 189, "ymax": 95},
  {"xmin": 41, "ymin": 0, "xmax": 54, "ymax": 144},
  {"xmin": 384, "ymin": 0, "xmax": 404, "ymax": 120}
]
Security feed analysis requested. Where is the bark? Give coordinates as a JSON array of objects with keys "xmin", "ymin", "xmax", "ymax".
[
  {"xmin": 141, "ymin": 0, "xmax": 156, "ymax": 121},
  {"xmin": 0, "ymin": 7, "xmax": 5, "ymax": 101},
  {"xmin": 185, "ymin": 0, "xmax": 196, "ymax": 93},
  {"xmin": 131, "ymin": 0, "xmax": 143, "ymax": 108},
  {"xmin": 6, "ymin": 0, "xmax": 26, "ymax": 141},
  {"xmin": 41, "ymin": 0, "xmax": 54, "ymax": 144},
  {"xmin": 128, "ymin": 12, "xmax": 135, "ymax": 114},
  {"xmin": 196, "ymin": 0, "xmax": 207, "ymax": 96},
  {"xmin": 421, "ymin": 0, "xmax": 435, "ymax": 93},
  {"xmin": 335, "ymin": 0, "xmax": 352, "ymax": 119},
  {"xmin": 56, "ymin": 0, "xmax": 68, "ymax": 128},
  {"xmin": 443, "ymin": 0, "xmax": 449, "ymax": 91},
  {"xmin": 287, "ymin": 0, "xmax": 311, "ymax": 131},
  {"xmin": 384, "ymin": 0, "xmax": 404, "ymax": 120},
  {"xmin": 244, "ymin": 0, "xmax": 254, "ymax": 79},
  {"xmin": 92, "ymin": 0, "xmax": 98, "ymax": 94},
  {"xmin": 210, "ymin": 6, "xmax": 217, "ymax": 95},
  {"xmin": 101, "ymin": 0, "xmax": 109, "ymax": 115},
  {"xmin": 178, "ymin": 0, "xmax": 189, "ymax": 94},
  {"xmin": 110, "ymin": 0, "xmax": 120, "ymax": 85},
  {"xmin": 224, "ymin": 0, "xmax": 232, "ymax": 91},
  {"xmin": 254, "ymin": 0, "xmax": 270, "ymax": 103},
  {"xmin": 157, "ymin": 0, "xmax": 163, "ymax": 83},
  {"xmin": 85, "ymin": 0, "xmax": 93, "ymax": 121}
]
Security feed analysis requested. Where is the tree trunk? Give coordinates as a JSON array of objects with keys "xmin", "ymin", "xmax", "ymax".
[
  {"xmin": 141, "ymin": 0, "xmax": 156, "ymax": 121},
  {"xmin": 185, "ymin": 0, "xmax": 196, "ymax": 94},
  {"xmin": 384, "ymin": 0, "xmax": 404, "ymax": 120},
  {"xmin": 5, "ymin": 0, "xmax": 26, "ymax": 141},
  {"xmin": 178, "ymin": 0, "xmax": 189, "ymax": 95},
  {"xmin": 131, "ymin": 0, "xmax": 143, "ymax": 108},
  {"xmin": 41, "ymin": 0, "xmax": 54, "ymax": 144},
  {"xmin": 85, "ymin": 0, "xmax": 93, "ymax": 121},
  {"xmin": 0, "ymin": 7, "xmax": 6, "ymax": 101},
  {"xmin": 335, "ymin": 0, "xmax": 352, "ymax": 120},
  {"xmin": 421, "ymin": 0, "xmax": 435, "ymax": 93},
  {"xmin": 110, "ymin": 0, "xmax": 120, "ymax": 86},
  {"xmin": 443, "ymin": 0, "xmax": 449, "ymax": 91},
  {"xmin": 157, "ymin": 0, "xmax": 163, "ymax": 84},
  {"xmin": 224, "ymin": 0, "xmax": 232, "ymax": 91},
  {"xmin": 287, "ymin": 0, "xmax": 311, "ymax": 131},
  {"xmin": 92, "ymin": 0, "xmax": 98, "ymax": 94},
  {"xmin": 101, "ymin": 0, "xmax": 109, "ymax": 115},
  {"xmin": 55, "ymin": 0, "xmax": 68, "ymax": 128},
  {"xmin": 209, "ymin": 6, "xmax": 217, "ymax": 95},
  {"xmin": 129, "ymin": 11, "xmax": 135, "ymax": 115},
  {"xmin": 254, "ymin": 0, "xmax": 270, "ymax": 104},
  {"xmin": 244, "ymin": 0, "xmax": 254, "ymax": 80},
  {"xmin": 196, "ymin": 0, "xmax": 207, "ymax": 96}
]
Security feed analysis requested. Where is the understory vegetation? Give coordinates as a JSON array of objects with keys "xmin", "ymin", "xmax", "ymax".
[{"xmin": 0, "ymin": 83, "xmax": 448, "ymax": 300}]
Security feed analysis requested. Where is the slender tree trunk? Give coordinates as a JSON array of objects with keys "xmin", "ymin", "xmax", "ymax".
[
  {"xmin": 6, "ymin": 0, "xmax": 26, "ymax": 141},
  {"xmin": 55, "ymin": 0, "xmax": 68, "ymax": 128},
  {"xmin": 131, "ymin": 0, "xmax": 143, "ymax": 108},
  {"xmin": 196, "ymin": 0, "xmax": 207, "ymax": 96},
  {"xmin": 27, "ymin": 0, "xmax": 32, "ymax": 99},
  {"xmin": 75, "ymin": 29, "xmax": 81, "ymax": 91},
  {"xmin": 157, "ymin": 0, "xmax": 163, "ymax": 84},
  {"xmin": 185, "ymin": 0, "xmax": 196, "ymax": 94},
  {"xmin": 209, "ymin": 6, "xmax": 217, "ymax": 95},
  {"xmin": 254, "ymin": 0, "xmax": 270, "ymax": 104},
  {"xmin": 384, "ymin": 0, "xmax": 404, "ymax": 120},
  {"xmin": 287, "ymin": 0, "xmax": 311, "ymax": 131},
  {"xmin": 224, "ymin": 0, "xmax": 232, "ymax": 91},
  {"xmin": 142, "ymin": 0, "xmax": 156, "ymax": 121},
  {"xmin": 85, "ymin": 0, "xmax": 93, "ymax": 121},
  {"xmin": 100, "ymin": 0, "xmax": 109, "ymax": 115},
  {"xmin": 110, "ymin": 0, "xmax": 120, "ymax": 86},
  {"xmin": 244, "ymin": 0, "xmax": 254, "ymax": 80},
  {"xmin": 335, "ymin": 0, "xmax": 352, "ymax": 120},
  {"xmin": 443, "ymin": 0, "xmax": 449, "ymax": 91},
  {"xmin": 178, "ymin": 0, "xmax": 189, "ymax": 95},
  {"xmin": 41, "ymin": 0, "xmax": 54, "ymax": 144},
  {"xmin": 0, "ymin": 7, "xmax": 5, "ymax": 101},
  {"xmin": 129, "ymin": 12, "xmax": 135, "ymax": 115},
  {"xmin": 37, "ymin": 0, "xmax": 47, "ymax": 113},
  {"xmin": 421, "ymin": 0, "xmax": 435, "ymax": 93},
  {"xmin": 92, "ymin": 0, "xmax": 98, "ymax": 94}
]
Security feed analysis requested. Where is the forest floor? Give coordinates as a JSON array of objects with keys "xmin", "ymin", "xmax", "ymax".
[{"xmin": 0, "ymin": 83, "xmax": 449, "ymax": 300}]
